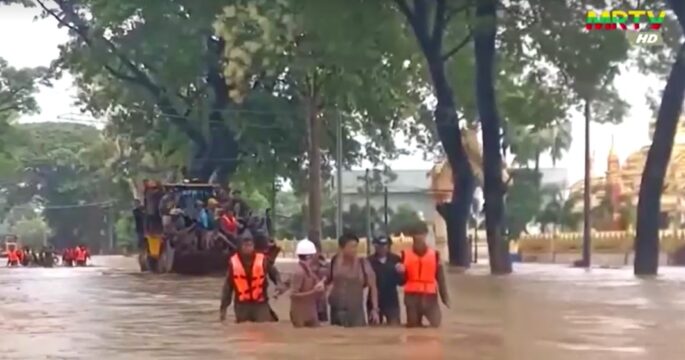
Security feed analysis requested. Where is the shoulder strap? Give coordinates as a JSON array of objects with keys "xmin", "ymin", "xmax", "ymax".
[
  {"xmin": 435, "ymin": 250, "xmax": 440, "ymax": 277},
  {"xmin": 329, "ymin": 254, "xmax": 338, "ymax": 281},
  {"xmin": 361, "ymin": 258, "xmax": 368, "ymax": 287},
  {"xmin": 400, "ymin": 249, "xmax": 405, "ymax": 262}
]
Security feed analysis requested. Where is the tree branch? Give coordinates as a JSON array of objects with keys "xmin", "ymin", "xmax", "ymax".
[
  {"xmin": 445, "ymin": 0, "xmax": 474, "ymax": 23},
  {"xmin": 0, "ymin": 104, "xmax": 20, "ymax": 114},
  {"xmin": 393, "ymin": 0, "xmax": 414, "ymax": 21},
  {"xmin": 432, "ymin": 0, "xmax": 447, "ymax": 48},
  {"xmin": 413, "ymin": 0, "xmax": 430, "ymax": 39},
  {"xmin": 103, "ymin": 64, "xmax": 139, "ymax": 83},
  {"xmin": 36, "ymin": 0, "xmax": 207, "ymax": 149},
  {"xmin": 441, "ymin": 30, "xmax": 472, "ymax": 60}
]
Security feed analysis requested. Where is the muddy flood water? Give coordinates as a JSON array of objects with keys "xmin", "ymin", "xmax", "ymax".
[{"xmin": 1, "ymin": 256, "xmax": 685, "ymax": 360}]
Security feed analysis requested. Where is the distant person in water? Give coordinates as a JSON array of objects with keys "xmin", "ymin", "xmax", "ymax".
[
  {"xmin": 5, "ymin": 243, "xmax": 22, "ymax": 267},
  {"xmin": 74, "ymin": 245, "xmax": 90, "ymax": 266},
  {"xmin": 62, "ymin": 247, "xmax": 74, "ymax": 267},
  {"xmin": 220, "ymin": 231, "xmax": 285, "ymax": 323},
  {"xmin": 132, "ymin": 199, "xmax": 146, "ymax": 251}
]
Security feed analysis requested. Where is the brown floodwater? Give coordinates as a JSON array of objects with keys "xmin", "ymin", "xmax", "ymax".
[{"xmin": 1, "ymin": 256, "xmax": 684, "ymax": 360}]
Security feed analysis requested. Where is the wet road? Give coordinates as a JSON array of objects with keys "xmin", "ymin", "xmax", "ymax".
[{"xmin": 1, "ymin": 256, "xmax": 684, "ymax": 359}]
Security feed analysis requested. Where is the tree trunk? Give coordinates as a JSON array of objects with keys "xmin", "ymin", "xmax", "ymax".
[
  {"xmin": 306, "ymin": 95, "xmax": 322, "ymax": 248},
  {"xmin": 186, "ymin": 36, "xmax": 240, "ymax": 183},
  {"xmin": 430, "ymin": 61, "xmax": 474, "ymax": 268},
  {"xmin": 581, "ymin": 98, "xmax": 592, "ymax": 267},
  {"xmin": 635, "ymin": 44, "xmax": 685, "ymax": 275},
  {"xmin": 474, "ymin": 0, "xmax": 512, "ymax": 274},
  {"xmin": 394, "ymin": 0, "xmax": 475, "ymax": 267}
]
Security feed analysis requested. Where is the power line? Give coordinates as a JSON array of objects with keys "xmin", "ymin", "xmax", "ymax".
[
  {"xmin": 53, "ymin": 106, "xmax": 455, "ymax": 129},
  {"xmin": 8, "ymin": 200, "xmax": 117, "ymax": 210}
]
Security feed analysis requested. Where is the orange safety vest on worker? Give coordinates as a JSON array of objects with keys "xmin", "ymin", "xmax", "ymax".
[
  {"xmin": 229, "ymin": 253, "xmax": 266, "ymax": 303},
  {"xmin": 74, "ymin": 247, "xmax": 86, "ymax": 262},
  {"xmin": 401, "ymin": 248, "xmax": 438, "ymax": 294},
  {"xmin": 7, "ymin": 249, "xmax": 21, "ymax": 263}
]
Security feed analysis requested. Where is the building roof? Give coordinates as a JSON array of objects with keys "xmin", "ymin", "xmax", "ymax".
[
  {"xmin": 538, "ymin": 168, "xmax": 568, "ymax": 190},
  {"xmin": 339, "ymin": 167, "xmax": 568, "ymax": 195},
  {"xmin": 339, "ymin": 169, "xmax": 431, "ymax": 194}
]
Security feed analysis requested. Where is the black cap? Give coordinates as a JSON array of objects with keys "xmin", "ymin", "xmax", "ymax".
[{"xmin": 373, "ymin": 235, "xmax": 391, "ymax": 245}]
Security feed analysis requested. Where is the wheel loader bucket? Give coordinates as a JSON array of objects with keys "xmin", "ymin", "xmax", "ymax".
[{"xmin": 147, "ymin": 235, "xmax": 163, "ymax": 259}]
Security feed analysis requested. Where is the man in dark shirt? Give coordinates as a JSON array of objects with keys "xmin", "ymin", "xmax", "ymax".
[{"xmin": 367, "ymin": 235, "xmax": 403, "ymax": 325}]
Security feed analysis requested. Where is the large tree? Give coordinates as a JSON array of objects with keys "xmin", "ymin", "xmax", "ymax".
[
  {"xmin": 0, "ymin": 57, "xmax": 46, "ymax": 156},
  {"xmin": 1, "ymin": 123, "xmax": 120, "ymax": 250},
  {"xmin": 634, "ymin": 0, "xmax": 685, "ymax": 275},
  {"xmin": 34, "ymin": 0, "xmax": 247, "ymax": 182},
  {"xmin": 473, "ymin": 0, "xmax": 511, "ymax": 273},
  {"xmin": 213, "ymin": 0, "xmax": 422, "ymax": 245},
  {"xmin": 392, "ymin": 0, "xmax": 477, "ymax": 267}
]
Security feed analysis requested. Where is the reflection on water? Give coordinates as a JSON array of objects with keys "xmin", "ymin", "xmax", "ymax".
[{"xmin": 1, "ymin": 257, "xmax": 684, "ymax": 359}]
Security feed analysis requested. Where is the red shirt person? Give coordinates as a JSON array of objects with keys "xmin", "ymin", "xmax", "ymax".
[
  {"xmin": 74, "ymin": 245, "xmax": 90, "ymax": 266},
  {"xmin": 6, "ymin": 245, "xmax": 22, "ymax": 267}
]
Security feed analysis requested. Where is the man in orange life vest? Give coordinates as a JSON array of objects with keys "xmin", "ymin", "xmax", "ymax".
[
  {"xmin": 396, "ymin": 222, "xmax": 449, "ymax": 327},
  {"xmin": 74, "ymin": 245, "xmax": 90, "ymax": 266},
  {"xmin": 220, "ymin": 230, "xmax": 285, "ymax": 323},
  {"xmin": 6, "ymin": 243, "xmax": 22, "ymax": 267}
]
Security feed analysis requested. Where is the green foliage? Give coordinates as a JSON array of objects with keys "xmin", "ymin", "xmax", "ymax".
[
  {"xmin": 388, "ymin": 205, "xmax": 424, "ymax": 235},
  {"xmin": 505, "ymin": 169, "xmax": 542, "ymax": 239},
  {"xmin": 10, "ymin": 216, "xmax": 50, "ymax": 248},
  {"xmin": 213, "ymin": 0, "xmax": 424, "ymax": 166},
  {"xmin": 0, "ymin": 57, "xmax": 46, "ymax": 154},
  {"xmin": 0, "ymin": 123, "xmax": 123, "ymax": 249},
  {"xmin": 537, "ymin": 191, "xmax": 582, "ymax": 232},
  {"xmin": 0, "ymin": 57, "xmax": 46, "ymax": 117},
  {"xmin": 114, "ymin": 214, "xmax": 134, "ymax": 249},
  {"xmin": 275, "ymin": 191, "xmax": 423, "ymax": 239}
]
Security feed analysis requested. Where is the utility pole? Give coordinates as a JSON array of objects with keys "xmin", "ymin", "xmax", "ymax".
[
  {"xmin": 306, "ymin": 94, "xmax": 322, "ymax": 247},
  {"xmin": 383, "ymin": 186, "xmax": 389, "ymax": 235},
  {"xmin": 107, "ymin": 203, "xmax": 115, "ymax": 252},
  {"xmin": 582, "ymin": 98, "xmax": 592, "ymax": 267},
  {"xmin": 365, "ymin": 168, "xmax": 371, "ymax": 255},
  {"xmin": 336, "ymin": 112, "xmax": 344, "ymax": 240}
]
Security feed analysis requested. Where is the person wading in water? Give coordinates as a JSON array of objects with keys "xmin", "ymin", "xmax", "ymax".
[
  {"xmin": 396, "ymin": 222, "xmax": 449, "ymax": 327},
  {"xmin": 289, "ymin": 239, "xmax": 325, "ymax": 327},
  {"xmin": 367, "ymin": 235, "xmax": 403, "ymax": 325},
  {"xmin": 220, "ymin": 231, "xmax": 285, "ymax": 323},
  {"xmin": 326, "ymin": 233, "xmax": 380, "ymax": 327}
]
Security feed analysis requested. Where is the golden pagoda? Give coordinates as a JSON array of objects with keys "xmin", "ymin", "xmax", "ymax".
[
  {"xmin": 569, "ymin": 117, "xmax": 685, "ymax": 229},
  {"xmin": 427, "ymin": 127, "xmax": 509, "ymax": 202},
  {"xmin": 426, "ymin": 128, "xmax": 509, "ymax": 243}
]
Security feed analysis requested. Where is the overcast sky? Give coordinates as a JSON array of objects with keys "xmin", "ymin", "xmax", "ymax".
[{"xmin": 0, "ymin": 4, "xmax": 661, "ymax": 185}]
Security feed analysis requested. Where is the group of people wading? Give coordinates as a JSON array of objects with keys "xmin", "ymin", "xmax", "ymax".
[
  {"xmin": 4, "ymin": 241, "xmax": 90, "ymax": 267},
  {"xmin": 220, "ymin": 221, "xmax": 449, "ymax": 328},
  {"xmin": 61, "ymin": 245, "xmax": 91, "ymax": 267}
]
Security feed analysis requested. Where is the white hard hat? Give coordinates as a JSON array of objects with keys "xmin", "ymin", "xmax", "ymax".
[{"xmin": 295, "ymin": 239, "xmax": 317, "ymax": 255}]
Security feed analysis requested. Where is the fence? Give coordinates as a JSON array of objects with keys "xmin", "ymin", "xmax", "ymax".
[{"xmin": 516, "ymin": 230, "xmax": 685, "ymax": 263}]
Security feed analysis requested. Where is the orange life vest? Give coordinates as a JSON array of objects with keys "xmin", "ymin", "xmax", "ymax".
[
  {"xmin": 402, "ymin": 248, "xmax": 438, "ymax": 294},
  {"xmin": 7, "ymin": 249, "xmax": 20, "ymax": 262},
  {"xmin": 75, "ymin": 247, "xmax": 86, "ymax": 262},
  {"xmin": 229, "ymin": 253, "xmax": 266, "ymax": 302}
]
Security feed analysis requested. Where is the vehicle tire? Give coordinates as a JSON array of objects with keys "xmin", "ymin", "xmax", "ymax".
[{"xmin": 139, "ymin": 252, "xmax": 149, "ymax": 272}]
